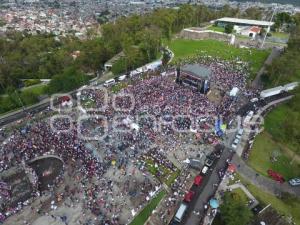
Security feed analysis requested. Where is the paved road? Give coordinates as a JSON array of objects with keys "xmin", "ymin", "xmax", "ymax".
[{"xmin": 179, "ymin": 148, "xmax": 233, "ymax": 225}]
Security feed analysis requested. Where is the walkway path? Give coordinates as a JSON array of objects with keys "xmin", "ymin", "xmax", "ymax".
[
  {"xmin": 251, "ymin": 47, "xmax": 282, "ymax": 89},
  {"xmin": 232, "ymin": 154, "xmax": 300, "ymax": 197}
]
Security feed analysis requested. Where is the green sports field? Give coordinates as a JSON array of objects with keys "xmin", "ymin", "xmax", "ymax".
[{"xmin": 166, "ymin": 39, "xmax": 270, "ymax": 80}]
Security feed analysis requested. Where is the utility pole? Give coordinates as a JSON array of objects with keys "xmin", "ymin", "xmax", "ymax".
[{"xmin": 261, "ymin": 7, "xmax": 277, "ymax": 49}]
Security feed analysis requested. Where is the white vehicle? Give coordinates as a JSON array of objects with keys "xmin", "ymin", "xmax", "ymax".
[
  {"xmin": 201, "ymin": 166, "xmax": 209, "ymax": 175},
  {"xmin": 260, "ymin": 86, "xmax": 284, "ymax": 98},
  {"xmin": 174, "ymin": 203, "xmax": 188, "ymax": 222},
  {"xmin": 231, "ymin": 138, "xmax": 239, "ymax": 149},
  {"xmin": 284, "ymin": 82, "xmax": 298, "ymax": 91},
  {"xmin": 243, "ymin": 111, "xmax": 254, "ymax": 125},
  {"xmin": 250, "ymin": 98, "xmax": 258, "ymax": 103},
  {"xmin": 103, "ymin": 79, "xmax": 116, "ymax": 87},
  {"xmin": 236, "ymin": 128, "xmax": 244, "ymax": 139},
  {"xmin": 118, "ymin": 75, "xmax": 127, "ymax": 81}
]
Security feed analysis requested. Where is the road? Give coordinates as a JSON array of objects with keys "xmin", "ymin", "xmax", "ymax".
[
  {"xmin": 0, "ymin": 85, "xmax": 88, "ymax": 127},
  {"xmin": 176, "ymin": 147, "xmax": 233, "ymax": 225},
  {"xmin": 251, "ymin": 47, "xmax": 283, "ymax": 89}
]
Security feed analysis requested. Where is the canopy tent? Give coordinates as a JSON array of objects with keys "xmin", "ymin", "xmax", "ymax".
[
  {"xmin": 229, "ymin": 87, "xmax": 239, "ymax": 97},
  {"xmin": 227, "ymin": 163, "xmax": 236, "ymax": 173},
  {"xmin": 209, "ymin": 198, "xmax": 219, "ymax": 209}
]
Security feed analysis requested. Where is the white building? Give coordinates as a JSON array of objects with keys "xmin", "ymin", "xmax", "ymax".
[{"xmin": 215, "ymin": 17, "xmax": 274, "ymax": 32}]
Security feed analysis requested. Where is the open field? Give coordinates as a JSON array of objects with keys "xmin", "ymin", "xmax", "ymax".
[
  {"xmin": 206, "ymin": 25, "xmax": 225, "ymax": 33},
  {"xmin": 264, "ymin": 103, "xmax": 299, "ymax": 153},
  {"xmin": 236, "ymin": 173, "xmax": 300, "ymax": 225},
  {"xmin": 248, "ymin": 132, "xmax": 300, "ymax": 180},
  {"xmin": 129, "ymin": 190, "xmax": 166, "ymax": 225},
  {"xmin": 22, "ymin": 83, "xmax": 47, "ymax": 96},
  {"xmin": 232, "ymin": 188, "xmax": 250, "ymax": 205},
  {"xmin": 270, "ymin": 32, "xmax": 290, "ymax": 39},
  {"xmin": 166, "ymin": 39, "xmax": 270, "ymax": 79}
]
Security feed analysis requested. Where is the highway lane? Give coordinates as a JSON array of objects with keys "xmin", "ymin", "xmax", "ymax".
[{"xmin": 0, "ymin": 88, "xmax": 82, "ymax": 127}]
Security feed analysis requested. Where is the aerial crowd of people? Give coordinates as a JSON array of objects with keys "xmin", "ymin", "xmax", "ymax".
[{"xmin": 0, "ymin": 55, "xmax": 255, "ymax": 224}]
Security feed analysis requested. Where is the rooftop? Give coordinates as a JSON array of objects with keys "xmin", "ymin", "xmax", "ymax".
[
  {"xmin": 181, "ymin": 64, "xmax": 212, "ymax": 79},
  {"xmin": 216, "ymin": 17, "xmax": 274, "ymax": 27}
]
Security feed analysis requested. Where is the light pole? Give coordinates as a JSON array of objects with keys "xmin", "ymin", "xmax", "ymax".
[{"xmin": 261, "ymin": 7, "xmax": 277, "ymax": 49}]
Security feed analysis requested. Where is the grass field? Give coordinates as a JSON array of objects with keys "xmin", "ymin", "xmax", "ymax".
[
  {"xmin": 232, "ymin": 188, "xmax": 250, "ymax": 205},
  {"xmin": 264, "ymin": 103, "xmax": 299, "ymax": 152},
  {"xmin": 207, "ymin": 25, "xmax": 225, "ymax": 33},
  {"xmin": 111, "ymin": 82, "xmax": 128, "ymax": 93},
  {"xmin": 248, "ymin": 132, "xmax": 300, "ymax": 180},
  {"xmin": 270, "ymin": 32, "xmax": 290, "ymax": 39},
  {"xmin": 236, "ymin": 173, "xmax": 300, "ymax": 225},
  {"xmin": 145, "ymin": 159, "xmax": 180, "ymax": 187},
  {"xmin": 166, "ymin": 39, "xmax": 270, "ymax": 80},
  {"xmin": 22, "ymin": 83, "xmax": 47, "ymax": 96},
  {"xmin": 129, "ymin": 190, "xmax": 166, "ymax": 225}
]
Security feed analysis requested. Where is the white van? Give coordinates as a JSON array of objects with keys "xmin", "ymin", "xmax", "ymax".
[
  {"xmin": 174, "ymin": 203, "xmax": 188, "ymax": 223},
  {"xmin": 104, "ymin": 79, "xmax": 116, "ymax": 87}
]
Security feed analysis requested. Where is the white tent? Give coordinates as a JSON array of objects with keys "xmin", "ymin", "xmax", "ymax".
[{"xmin": 230, "ymin": 87, "xmax": 239, "ymax": 97}]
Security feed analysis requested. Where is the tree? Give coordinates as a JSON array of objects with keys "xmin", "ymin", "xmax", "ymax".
[
  {"xmin": 220, "ymin": 192, "xmax": 253, "ymax": 225},
  {"xmin": 177, "ymin": 4, "xmax": 195, "ymax": 29},
  {"xmin": 243, "ymin": 7, "xmax": 262, "ymax": 20},
  {"xmin": 274, "ymin": 12, "xmax": 292, "ymax": 30},
  {"xmin": 47, "ymin": 67, "xmax": 89, "ymax": 94},
  {"xmin": 225, "ymin": 24, "xmax": 234, "ymax": 34}
]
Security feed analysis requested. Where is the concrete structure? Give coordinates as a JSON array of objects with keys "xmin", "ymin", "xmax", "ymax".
[
  {"xmin": 180, "ymin": 28, "xmax": 231, "ymax": 42},
  {"xmin": 215, "ymin": 17, "xmax": 274, "ymax": 28}
]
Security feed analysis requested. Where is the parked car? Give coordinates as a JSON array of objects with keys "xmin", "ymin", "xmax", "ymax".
[
  {"xmin": 231, "ymin": 138, "xmax": 239, "ymax": 149},
  {"xmin": 201, "ymin": 166, "xmax": 209, "ymax": 175},
  {"xmin": 194, "ymin": 175, "xmax": 203, "ymax": 186},
  {"xmin": 236, "ymin": 128, "xmax": 244, "ymax": 139},
  {"xmin": 289, "ymin": 178, "xmax": 300, "ymax": 186},
  {"xmin": 189, "ymin": 158, "xmax": 202, "ymax": 170},
  {"xmin": 184, "ymin": 191, "xmax": 195, "ymax": 202},
  {"xmin": 205, "ymin": 158, "xmax": 214, "ymax": 167}
]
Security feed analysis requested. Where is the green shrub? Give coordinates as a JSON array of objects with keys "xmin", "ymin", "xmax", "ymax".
[{"xmin": 23, "ymin": 79, "xmax": 41, "ymax": 87}]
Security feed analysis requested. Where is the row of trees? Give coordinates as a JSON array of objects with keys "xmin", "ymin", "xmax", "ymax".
[
  {"xmin": 0, "ymin": 4, "xmax": 243, "ymax": 95},
  {"xmin": 1, "ymin": 4, "xmax": 297, "ymax": 113},
  {"xmin": 0, "ymin": 33, "xmax": 113, "ymax": 94}
]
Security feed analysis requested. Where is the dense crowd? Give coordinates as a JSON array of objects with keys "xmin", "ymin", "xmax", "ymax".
[{"xmin": 0, "ymin": 56, "xmax": 253, "ymax": 224}]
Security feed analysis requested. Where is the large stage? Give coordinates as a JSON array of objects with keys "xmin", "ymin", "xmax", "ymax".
[
  {"xmin": 177, "ymin": 64, "xmax": 211, "ymax": 94},
  {"xmin": 181, "ymin": 64, "xmax": 212, "ymax": 80}
]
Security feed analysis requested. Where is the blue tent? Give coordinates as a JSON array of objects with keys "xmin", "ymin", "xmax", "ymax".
[
  {"xmin": 215, "ymin": 118, "xmax": 224, "ymax": 137},
  {"xmin": 209, "ymin": 198, "xmax": 219, "ymax": 209}
]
